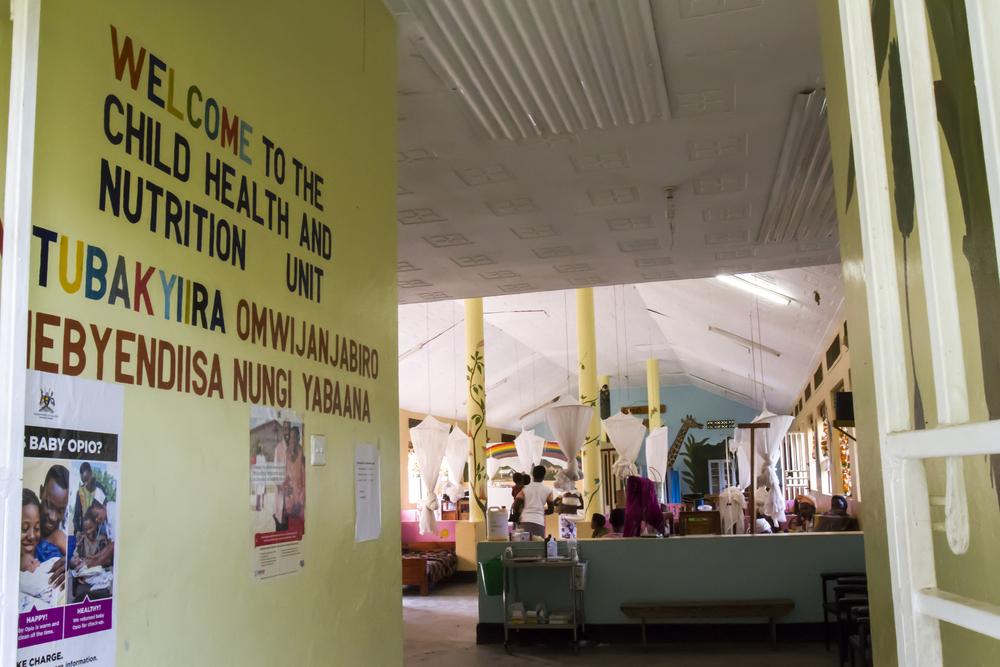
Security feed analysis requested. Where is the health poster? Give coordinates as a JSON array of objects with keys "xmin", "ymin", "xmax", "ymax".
[
  {"xmin": 18, "ymin": 370, "xmax": 124, "ymax": 666},
  {"xmin": 250, "ymin": 405, "xmax": 306, "ymax": 581}
]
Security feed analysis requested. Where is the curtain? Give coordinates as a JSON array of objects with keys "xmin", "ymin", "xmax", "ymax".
[
  {"xmin": 645, "ymin": 426, "xmax": 671, "ymax": 484},
  {"xmin": 602, "ymin": 411, "xmax": 647, "ymax": 479},
  {"xmin": 441, "ymin": 425, "xmax": 469, "ymax": 504},
  {"xmin": 547, "ymin": 397, "xmax": 594, "ymax": 492},
  {"xmin": 410, "ymin": 415, "xmax": 450, "ymax": 534}
]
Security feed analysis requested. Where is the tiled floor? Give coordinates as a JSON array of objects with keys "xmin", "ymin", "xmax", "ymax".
[{"xmin": 403, "ymin": 582, "xmax": 840, "ymax": 666}]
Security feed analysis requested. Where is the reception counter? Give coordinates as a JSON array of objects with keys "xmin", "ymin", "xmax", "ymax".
[{"xmin": 477, "ymin": 532, "xmax": 865, "ymax": 637}]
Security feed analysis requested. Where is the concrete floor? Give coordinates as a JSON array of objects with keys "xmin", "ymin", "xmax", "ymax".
[{"xmin": 403, "ymin": 582, "xmax": 840, "ymax": 666}]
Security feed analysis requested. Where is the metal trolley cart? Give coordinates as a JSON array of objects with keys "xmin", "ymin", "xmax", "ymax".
[{"xmin": 501, "ymin": 547, "xmax": 585, "ymax": 655}]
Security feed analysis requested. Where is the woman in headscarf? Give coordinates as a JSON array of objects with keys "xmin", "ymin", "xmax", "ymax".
[{"xmin": 788, "ymin": 494, "xmax": 817, "ymax": 532}]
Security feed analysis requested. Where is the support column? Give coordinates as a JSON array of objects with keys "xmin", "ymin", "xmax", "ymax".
[
  {"xmin": 464, "ymin": 298, "xmax": 487, "ymax": 522},
  {"xmin": 646, "ymin": 360, "xmax": 661, "ymax": 430},
  {"xmin": 598, "ymin": 374, "xmax": 611, "ymax": 442},
  {"xmin": 647, "ymin": 359, "xmax": 663, "ymax": 500},
  {"xmin": 576, "ymin": 289, "xmax": 603, "ymax": 517}
]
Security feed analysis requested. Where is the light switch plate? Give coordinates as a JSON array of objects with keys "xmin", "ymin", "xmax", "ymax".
[{"xmin": 311, "ymin": 434, "xmax": 326, "ymax": 466}]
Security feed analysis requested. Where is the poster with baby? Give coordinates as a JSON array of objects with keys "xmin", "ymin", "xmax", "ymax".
[
  {"xmin": 250, "ymin": 405, "xmax": 306, "ymax": 582},
  {"xmin": 18, "ymin": 370, "xmax": 124, "ymax": 667}
]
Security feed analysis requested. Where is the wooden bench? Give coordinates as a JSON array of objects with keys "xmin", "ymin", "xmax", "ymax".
[{"xmin": 620, "ymin": 599, "xmax": 795, "ymax": 648}]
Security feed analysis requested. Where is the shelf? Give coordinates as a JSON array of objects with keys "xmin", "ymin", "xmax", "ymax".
[
  {"xmin": 503, "ymin": 559, "xmax": 577, "ymax": 569},
  {"xmin": 505, "ymin": 623, "xmax": 578, "ymax": 630}
]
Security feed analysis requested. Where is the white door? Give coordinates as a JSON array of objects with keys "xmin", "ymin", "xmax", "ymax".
[{"xmin": 838, "ymin": 0, "xmax": 1000, "ymax": 664}]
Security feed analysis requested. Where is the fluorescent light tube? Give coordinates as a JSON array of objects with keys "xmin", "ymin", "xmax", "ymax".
[{"xmin": 716, "ymin": 274, "xmax": 791, "ymax": 305}]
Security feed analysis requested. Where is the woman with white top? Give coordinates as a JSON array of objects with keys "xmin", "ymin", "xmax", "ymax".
[{"xmin": 510, "ymin": 465, "xmax": 554, "ymax": 539}]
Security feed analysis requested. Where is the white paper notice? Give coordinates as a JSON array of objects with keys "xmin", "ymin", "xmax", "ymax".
[{"xmin": 355, "ymin": 444, "xmax": 381, "ymax": 543}]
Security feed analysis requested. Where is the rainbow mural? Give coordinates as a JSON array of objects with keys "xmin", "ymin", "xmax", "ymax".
[{"xmin": 485, "ymin": 441, "xmax": 582, "ymax": 465}]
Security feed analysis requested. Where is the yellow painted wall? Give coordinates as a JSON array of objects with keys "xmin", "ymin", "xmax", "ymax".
[
  {"xmin": 819, "ymin": 0, "xmax": 1000, "ymax": 663},
  {"xmin": 24, "ymin": 1, "xmax": 401, "ymax": 665},
  {"xmin": 816, "ymin": 3, "xmax": 897, "ymax": 664},
  {"xmin": 789, "ymin": 317, "xmax": 861, "ymax": 509}
]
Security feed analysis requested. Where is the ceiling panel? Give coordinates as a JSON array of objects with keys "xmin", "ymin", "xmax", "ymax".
[{"xmin": 395, "ymin": 0, "xmax": 836, "ymax": 304}]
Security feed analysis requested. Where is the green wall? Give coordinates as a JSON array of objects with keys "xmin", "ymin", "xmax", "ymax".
[{"xmin": 478, "ymin": 534, "xmax": 866, "ymax": 625}]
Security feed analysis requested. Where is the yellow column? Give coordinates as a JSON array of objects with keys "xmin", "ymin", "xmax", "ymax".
[
  {"xmin": 647, "ymin": 359, "xmax": 662, "ymax": 500},
  {"xmin": 576, "ymin": 289, "xmax": 603, "ymax": 517},
  {"xmin": 464, "ymin": 298, "xmax": 487, "ymax": 522},
  {"xmin": 598, "ymin": 374, "xmax": 611, "ymax": 442},
  {"xmin": 646, "ymin": 359, "xmax": 661, "ymax": 430}
]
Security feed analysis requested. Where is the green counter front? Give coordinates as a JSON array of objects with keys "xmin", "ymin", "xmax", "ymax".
[{"xmin": 477, "ymin": 532, "xmax": 865, "ymax": 627}]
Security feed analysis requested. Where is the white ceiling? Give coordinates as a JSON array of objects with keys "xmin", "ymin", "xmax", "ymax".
[
  {"xmin": 389, "ymin": 0, "xmax": 837, "ymax": 302},
  {"xmin": 390, "ymin": 0, "xmax": 846, "ymax": 428},
  {"xmin": 398, "ymin": 265, "xmax": 845, "ymax": 430}
]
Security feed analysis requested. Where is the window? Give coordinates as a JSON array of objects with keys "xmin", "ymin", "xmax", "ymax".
[
  {"xmin": 843, "ymin": 321, "xmax": 849, "ymax": 350},
  {"xmin": 805, "ymin": 384, "xmax": 812, "ymax": 401},
  {"xmin": 814, "ymin": 364, "xmax": 824, "ymax": 390},
  {"xmin": 826, "ymin": 335, "xmax": 842, "ymax": 369},
  {"xmin": 781, "ymin": 432, "xmax": 810, "ymax": 500},
  {"xmin": 407, "ymin": 418, "xmax": 423, "ymax": 504},
  {"xmin": 708, "ymin": 460, "xmax": 735, "ymax": 494},
  {"xmin": 798, "ymin": 399, "xmax": 803, "ymax": 413}
]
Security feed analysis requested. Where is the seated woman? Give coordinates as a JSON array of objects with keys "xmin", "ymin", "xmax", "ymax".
[
  {"xmin": 816, "ymin": 495, "xmax": 860, "ymax": 531},
  {"xmin": 602, "ymin": 508, "xmax": 625, "ymax": 538},
  {"xmin": 590, "ymin": 513, "xmax": 609, "ymax": 539},
  {"xmin": 788, "ymin": 495, "xmax": 817, "ymax": 532}
]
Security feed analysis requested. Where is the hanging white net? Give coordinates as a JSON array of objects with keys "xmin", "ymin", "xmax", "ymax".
[
  {"xmin": 441, "ymin": 425, "xmax": 469, "ymax": 504},
  {"xmin": 732, "ymin": 428, "xmax": 753, "ymax": 491},
  {"xmin": 602, "ymin": 411, "xmax": 647, "ymax": 479},
  {"xmin": 718, "ymin": 486, "xmax": 746, "ymax": 535},
  {"xmin": 753, "ymin": 407, "xmax": 793, "ymax": 523},
  {"xmin": 486, "ymin": 457, "xmax": 502, "ymax": 481},
  {"xmin": 733, "ymin": 405, "xmax": 793, "ymax": 523},
  {"xmin": 644, "ymin": 426, "xmax": 671, "ymax": 484},
  {"xmin": 547, "ymin": 396, "xmax": 594, "ymax": 492},
  {"xmin": 513, "ymin": 429, "xmax": 545, "ymax": 474},
  {"xmin": 410, "ymin": 415, "xmax": 451, "ymax": 534}
]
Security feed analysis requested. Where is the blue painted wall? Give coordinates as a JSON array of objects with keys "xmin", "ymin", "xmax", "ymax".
[
  {"xmin": 525, "ymin": 384, "xmax": 759, "ymax": 496},
  {"xmin": 610, "ymin": 384, "xmax": 759, "ymax": 495}
]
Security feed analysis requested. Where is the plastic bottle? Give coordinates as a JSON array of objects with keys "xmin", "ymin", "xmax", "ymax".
[
  {"xmin": 545, "ymin": 535, "xmax": 558, "ymax": 559},
  {"xmin": 567, "ymin": 535, "xmax": 578, "ymax": 561}
]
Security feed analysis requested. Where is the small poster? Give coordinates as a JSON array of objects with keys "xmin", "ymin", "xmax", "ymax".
[
  {"xmin": 354, "ymin": 444, "xmax": 381, "ymax": 543},
  {"xmin": 250, "ymin": 406, "xmax": 306, "ymax": 581},
  {"xmin": 18, "ymin": 370, "xmax": 124, "ymax": 667}
]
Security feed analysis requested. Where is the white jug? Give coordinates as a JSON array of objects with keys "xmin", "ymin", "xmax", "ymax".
[{"xmin": 486, "ymin": 506, "xmax": 509, "ymax": 541}]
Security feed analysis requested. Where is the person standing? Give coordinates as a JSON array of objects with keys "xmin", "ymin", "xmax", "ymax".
[
  {"xmin": 272, "ymin": 421, "xmax": 290, "ymax": 531},
  {"xmin": 285, "ymin": 426, "xmax": 306, "ymax": 535},
  {"xmin": 251, "ymin": 445, "xmax": 266, "ymax": 512},
  {"xmin": 510, "ymin": 465, "xmax": 554, "ymax": 539},
  {"xmin": 74, "ymin": 462, "xmax": 106, "ymax": 535}
]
